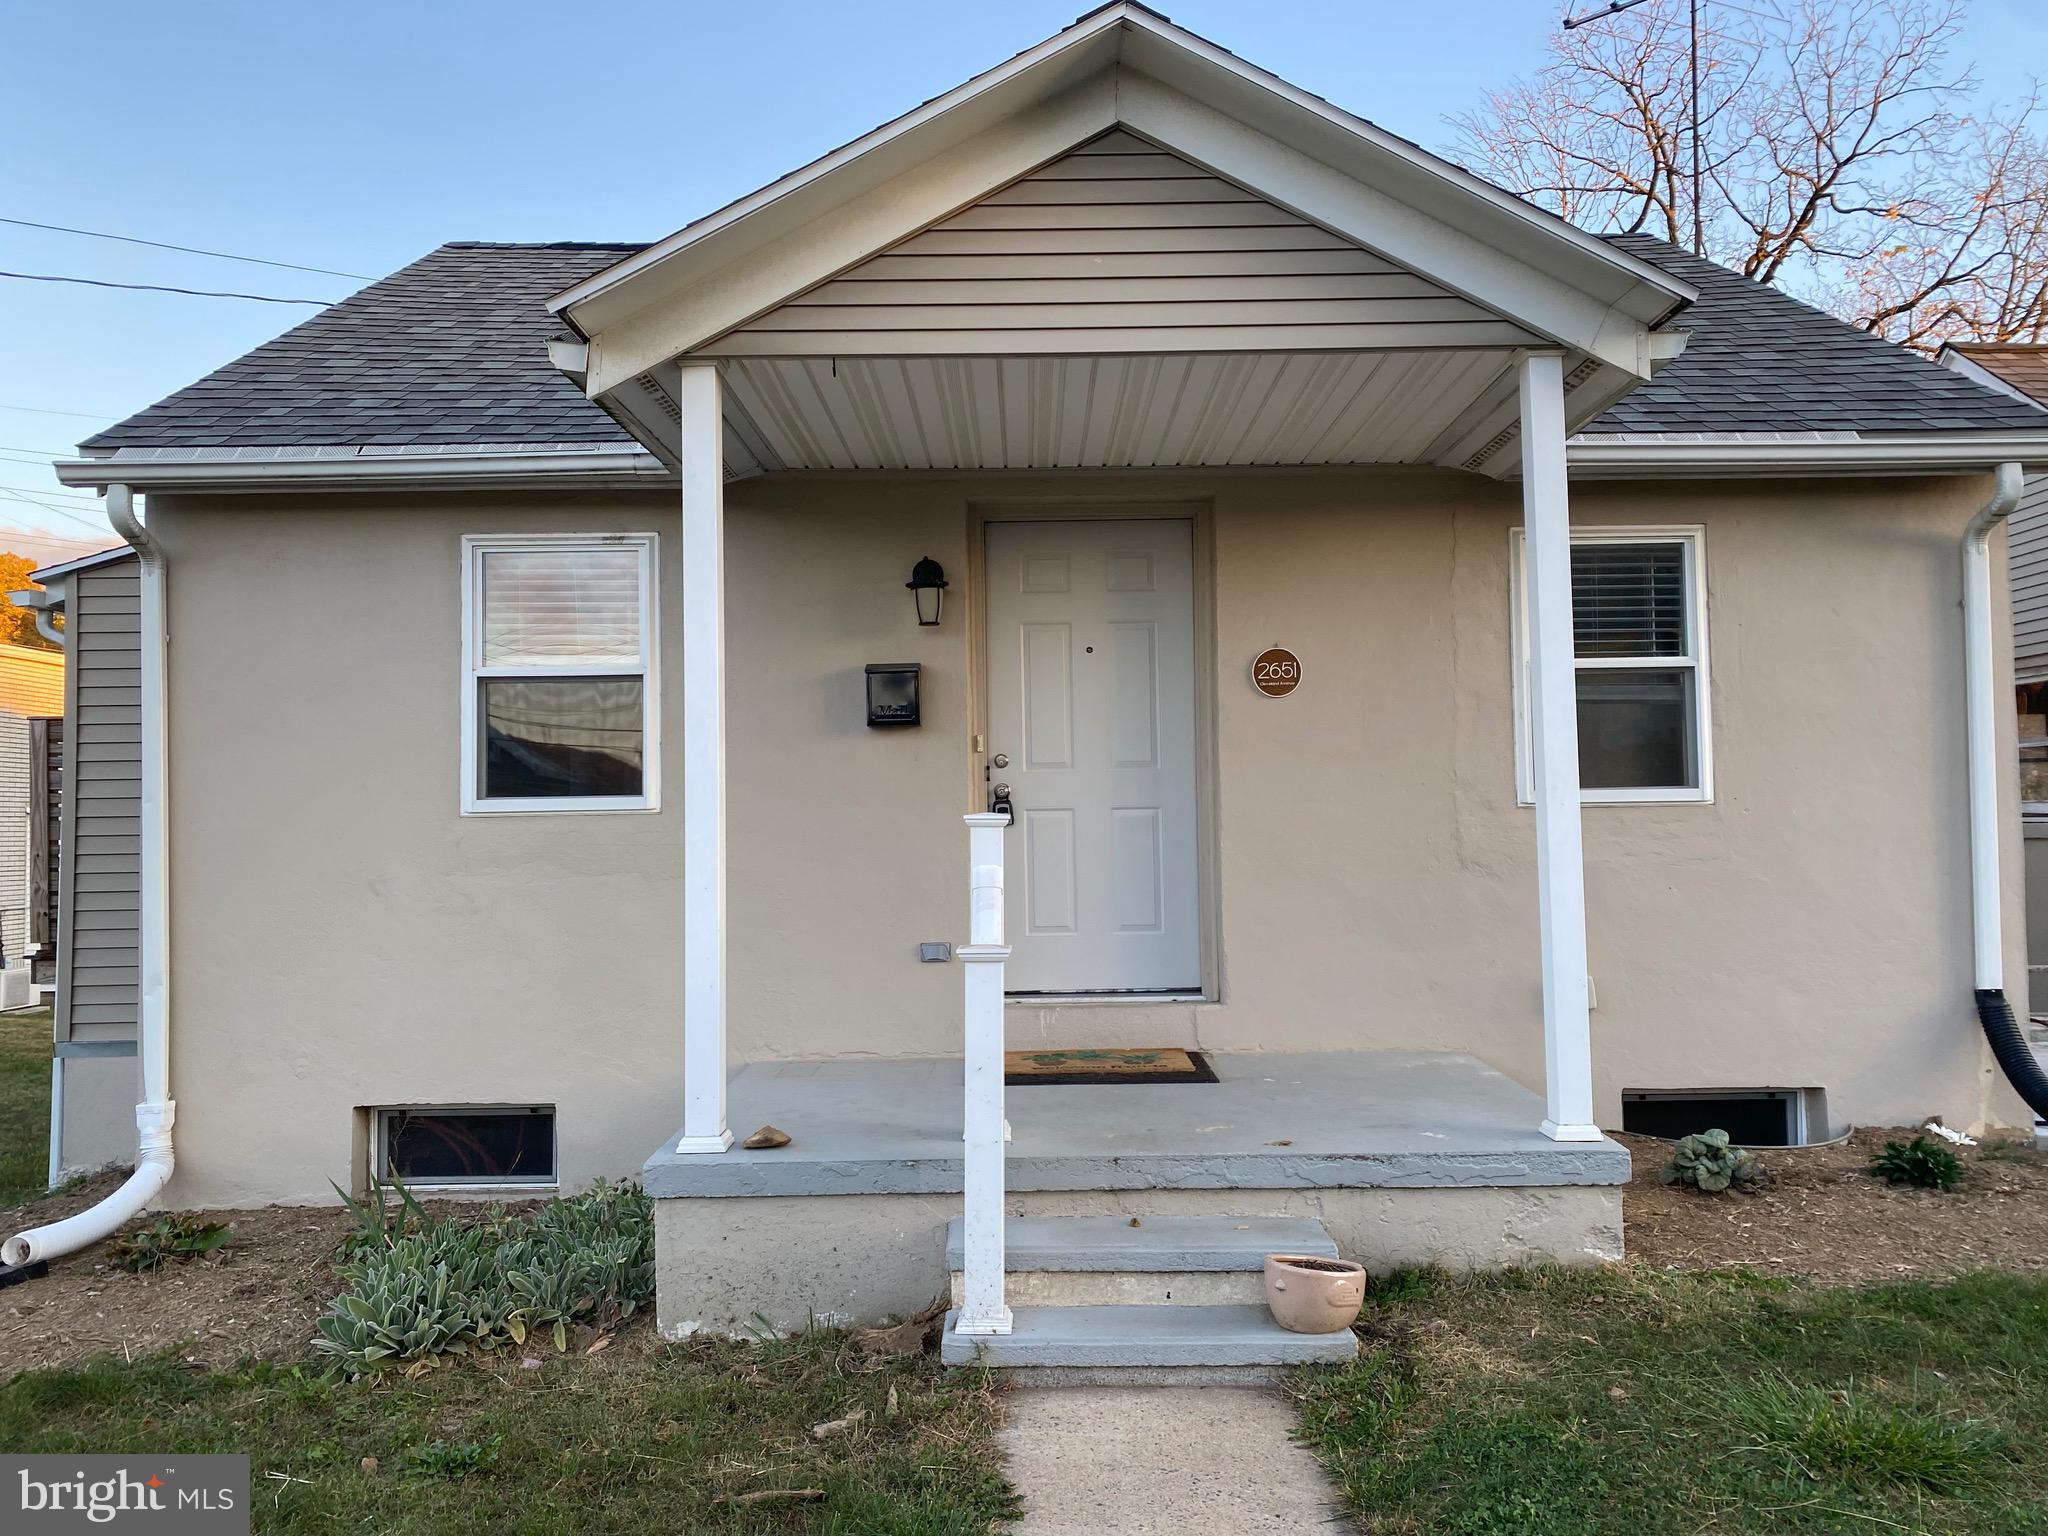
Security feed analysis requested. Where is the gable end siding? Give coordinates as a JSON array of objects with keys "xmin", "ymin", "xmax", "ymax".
[
  {"xmin": 706, "ymin": 131, "xmax": 1541, "ymax": 358},
  {"xmin": 2013, "ymin": 473, "xmax": 2048, "ymax": 680},
  {"xmin": 54, "ymin": 562, "xmax": 141, "ymax": 1040}
]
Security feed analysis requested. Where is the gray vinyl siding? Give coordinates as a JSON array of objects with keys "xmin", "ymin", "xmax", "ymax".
[
  {"xmin": 709, "ymin": 130, "xmax": 1540, "ymax": 358},
  {"xmin": 0, "ymin": 711, "xmax": 27, "ymax": 969},
  {"xmin": 2012, "ymin": 472, "xmax": 2048, "ymax": 680},
  {"xmin": 54, "ymin": 560, "xmax": 141, "ymax": 1041}
]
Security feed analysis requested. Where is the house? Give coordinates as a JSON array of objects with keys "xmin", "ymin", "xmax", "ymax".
[
  {"xmin": 0, "ymin": 638, "xmax": 64, "ymax": 1004},
  {"xmin": 11, "ymin": 548, "xmax": 142, "ymax": 1182},
  {"xmin": 1939, "ymin": 345, "xmax": 2048, "ymax": 1013},
  {"xmin": 9, "ymin": 5, "xmax": 2048, "ymax": 1366}
]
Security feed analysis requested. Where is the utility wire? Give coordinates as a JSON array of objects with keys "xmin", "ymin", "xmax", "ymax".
[
  {"xmin": 0, "ymin": 446, "xmax": 67, "ymax": 458},
  {"xmin": 0, "ymin": 270, "xmax": 332, "ymax": 305},
  {"xmin": 0, "ymin": 405, "xmax": 114, "ymax": 420},
  {"xmin": 0, "ymin": 486, "xmax": 108, "ymax": 533},
  {"xmin": 0, "ymin": 217, "xmax": 373, "ymax": 281}
]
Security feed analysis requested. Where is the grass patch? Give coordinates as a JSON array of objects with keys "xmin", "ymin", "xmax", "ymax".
[
  {"xmin": 0, "ymin": 1328, "xmax": 1014, "ymax": 1534},
  {"xmin": 0, "ymin": 1003, "xmax": 51, "ymax": 1207},
  {"xmin": 1296, "ymin": 1266, "xmax": 2048, "ymax": 1534}
]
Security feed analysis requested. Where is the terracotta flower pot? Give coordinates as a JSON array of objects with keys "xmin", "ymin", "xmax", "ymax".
[{"xmin": 1263, "ymin": 1253, "xmax": 1367, "ymax": 1334}]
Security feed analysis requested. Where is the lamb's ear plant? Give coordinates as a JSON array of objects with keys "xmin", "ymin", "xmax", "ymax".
[
  {"xmin": 1870, "ymin": 1136, "xmax": 1964, "ymax": 1191},
  {"xmin": 1661, "ymin": 1129, "xmax": 1763, "ymax": 1194},
  {"xmin": 314, "ymin": 1180, "xmax": 656, "ymax": 1376}
]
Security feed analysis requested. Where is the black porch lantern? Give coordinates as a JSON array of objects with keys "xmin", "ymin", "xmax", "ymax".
[{"xmin": 907, "ymin": 556, "xmax": 948, "ymax": 627}]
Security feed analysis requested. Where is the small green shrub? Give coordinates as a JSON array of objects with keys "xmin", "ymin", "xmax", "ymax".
[
  {"xmin": 1660, "ymin": 1129, "xmax": 1762, "ymax": 1194},
  {"xmin": 314, "ymin": 1180, "xmax": 655, "ymax": 1375},
  {"xmin": 108, "ymin": 1214, "xmax": 232, "ymax": 1272},
  {"xmin": 1871, "ymin": 1136, "xmax": 1963, "ymax": 1191}
]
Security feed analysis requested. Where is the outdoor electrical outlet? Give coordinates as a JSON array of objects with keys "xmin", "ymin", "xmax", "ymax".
[{"xmin": 919, "ymin": 942, "xmax": 952, "ymax": 963}]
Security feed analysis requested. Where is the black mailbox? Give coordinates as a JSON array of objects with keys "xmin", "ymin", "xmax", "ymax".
[{"xmin": 865, "ymin": 663, "xmax": 921, "ymax": 727}]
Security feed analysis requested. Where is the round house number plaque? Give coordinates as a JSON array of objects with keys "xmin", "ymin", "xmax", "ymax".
[{"xmin": 1251, "ymin": 647, "xmax": 1302, "ymax": 697}]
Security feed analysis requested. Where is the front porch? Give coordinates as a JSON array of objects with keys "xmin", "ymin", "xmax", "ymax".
[{"xmin": 644, "ymin": 1049, "xmax": 1628, "ymax": 1339}]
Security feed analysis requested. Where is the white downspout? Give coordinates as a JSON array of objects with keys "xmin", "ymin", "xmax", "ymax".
[
  {"xmin": 1964, "ymin": 463, "xmax": 2025, "ymax": 989},
  {"xmin": 4, "ymin": 485, "xmax": 172, "ymax": 1267}
]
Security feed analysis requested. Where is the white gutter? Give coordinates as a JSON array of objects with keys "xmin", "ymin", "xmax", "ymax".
[
  {"xmin": 54, "ymin": 445, "xmax": 667, "ymax": 494},
  {"xmin": 1567, "ymin": 433, "xmax": 2048, "ymax": 477},
  {"xmin": 4, "ymin": 485, "xmax": 173, "ymax": 1268},
  {"xmin": 1964, "ymin": 463, "xmax": 2027, "ymax": 989}
]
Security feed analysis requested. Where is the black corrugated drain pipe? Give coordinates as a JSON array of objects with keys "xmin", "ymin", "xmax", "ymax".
[
  {"xmin": 1976, "ymin": 991, "xmax": 2048, "ymax": 1121},
  {"xmin": 1964, "ymin": 464, "xmax": 2048, "ymax": 1122}
]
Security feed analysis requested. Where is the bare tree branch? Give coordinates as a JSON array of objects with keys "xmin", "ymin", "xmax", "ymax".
[{"xmin": 1449, "ymin": 0, "xmax": 2048, "ymax": 350}]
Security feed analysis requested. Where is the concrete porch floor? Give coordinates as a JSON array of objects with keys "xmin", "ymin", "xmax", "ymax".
[
  {"xmin": 644, "ymin": 1052, "xmax": 1630, "ymax": 1335},
  {"xmin": 642, "ymin": 1049, "xmax": 1629, "ymax": 1198}
]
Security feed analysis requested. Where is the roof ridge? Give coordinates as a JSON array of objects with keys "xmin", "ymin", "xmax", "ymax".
[{"xmin": 438, "ymin": 240, "xmax": 652, "ymax": 251}]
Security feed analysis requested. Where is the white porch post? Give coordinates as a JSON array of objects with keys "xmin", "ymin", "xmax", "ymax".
[
  {"xmin": 676, "ymin": 361, "xmax": 733, "ymax": 1154},
  {"xmin": 955, "ymin": 812, "xmax": 1013, "ymax": 1335},
  {"xmin": 1518, "ymin": 353, "xmax": 1601, "ymax": 1143}
]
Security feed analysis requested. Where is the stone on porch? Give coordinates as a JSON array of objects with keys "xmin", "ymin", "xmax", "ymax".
[{"xmin": 644, "ymin": 1050, "xmax": 1629, "ymax": 1337}]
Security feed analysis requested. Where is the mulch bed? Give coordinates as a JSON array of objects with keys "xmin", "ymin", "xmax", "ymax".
[
  {"xmin": 1620, "ymin": 1125, "xmax": 2048, "ymax": 1283},
  {"xmin": 0, "ymin": 1175, "xmax": 354, "ymax": 1380}
]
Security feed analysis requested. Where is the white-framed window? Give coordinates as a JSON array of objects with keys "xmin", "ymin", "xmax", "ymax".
[
  {"xmin": 1511, "ymin": 525, "xmax": 1711, "ymax": 805},
  {"xmin": 460, "ymin": 533, "xmax": 659, "ymax": 814},
  {"xmin": 373, "ymin": 1105, "xmax": 557, "ymax": 1188}
]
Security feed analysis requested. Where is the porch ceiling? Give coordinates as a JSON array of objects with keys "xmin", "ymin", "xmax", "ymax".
[{"xmin": 717, "ymin": 350, "xmax": 1537, "ymax": 474}]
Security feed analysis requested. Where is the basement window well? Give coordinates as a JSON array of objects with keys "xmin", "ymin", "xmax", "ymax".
[
  {"xmin": 1622, "ymin": 1089, "xmax": 1819, "ymax": 1147},
  {"xmin": 375, "ymin": 1106, "xmax": 557, "ymax": 1187}
]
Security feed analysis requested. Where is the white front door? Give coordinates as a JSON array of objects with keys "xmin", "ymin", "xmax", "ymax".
[{"xmin": 985, "ymin": 518, "xmax": 1201, "ymax": 993}]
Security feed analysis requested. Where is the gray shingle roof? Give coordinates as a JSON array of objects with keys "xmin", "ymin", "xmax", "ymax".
[
  {"xmin": 80, "ymin": 234, "xmax": 2048, "ymax": 454},
  {"xmin": 1588, "ymin": 236, "xmax": 2048, "ymax": 434},
  {"xmin": 81, "ymin": 243, "xmax": 645, "ymax": 452}
]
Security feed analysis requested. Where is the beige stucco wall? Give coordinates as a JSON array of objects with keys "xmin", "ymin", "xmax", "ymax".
[{"xmin": 144, "ymin": 468, "xmax": 2026, "ymax": 1206}]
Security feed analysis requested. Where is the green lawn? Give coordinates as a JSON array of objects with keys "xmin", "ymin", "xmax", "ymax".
[
  {"xmin": 1296, "ymin": 1265, "xmax": 2048, "ymax": 1535},
  {"xmin": 0, "ymin": 1332, "xmax": 1014, "ymax": 1535},
  {"xmin": 0, "ymin": 1003, "xmax": 51, "ymax": 1206}
]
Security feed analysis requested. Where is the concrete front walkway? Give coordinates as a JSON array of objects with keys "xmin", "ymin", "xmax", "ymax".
[{"xmin": 997, "ymin": 1386, "xmax": 1352, "ymax": 1534}]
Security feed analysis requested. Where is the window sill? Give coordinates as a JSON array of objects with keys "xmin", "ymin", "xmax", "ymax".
[
  {"xmin": 1518, "ymin": 789, "xmax": 1714, "ymax": 807},
  {"xmin": 461, "ymin": 798, "xmax": 660, "ymax": 816}
]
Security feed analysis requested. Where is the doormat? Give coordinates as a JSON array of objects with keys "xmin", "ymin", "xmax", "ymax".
[{"xmin": 1004, "ymin": 1047, "xmax": 1218, "ymax": 1086}]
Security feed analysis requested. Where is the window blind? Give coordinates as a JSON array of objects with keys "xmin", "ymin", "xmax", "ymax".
[
  {"xmin": 480, "ymin": 547, "xmax": 642, "ymax": 668},
  {"xmin": 1571, "ymin": 542, "xmax": 1685, "ymax": 658}
]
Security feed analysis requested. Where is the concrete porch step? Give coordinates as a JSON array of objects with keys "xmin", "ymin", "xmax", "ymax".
[
  {"xmin": 945, "ymin": 1214, "xmax": 1338, "ymax": 1306},
  {"xmin": 941, "ymin": 1303, "xmax": 1359, "ymax": 1368},
  {"xmin": 943, "ymin": 1214, "xmax": 1337, "ymax": 1270}
]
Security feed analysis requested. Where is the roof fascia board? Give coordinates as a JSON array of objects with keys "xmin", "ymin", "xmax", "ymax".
[
  {"xmin": 555, "ymin": 23, "xmax": 1124, "ymax": 331},
  {"xmin": 1114, "ymin": 17, "xmax": 1691, "ymax": 325},
  {"xmin": 53, "ymin": 449, "xmax": 671, "ymax": 494},
  {"xmin": 1114, "ymin": 72, "xmax": 1673, "ymax": 377},
  {"xmin": 27, "ymin": 546, "xmax": 131, "ymax": 585},
  {"xmin": 582, "ymin": 76, "xmax": 1119, "ymax": 395},
  {"xmin": 1563, "ymin": 434, "xmax": 2048, "ymax": 477}
]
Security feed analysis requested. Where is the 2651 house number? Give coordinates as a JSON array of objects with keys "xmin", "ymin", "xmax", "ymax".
[{"xmin": 1251, "ymin": 647, "xmax": 1302, "ymax": 697}]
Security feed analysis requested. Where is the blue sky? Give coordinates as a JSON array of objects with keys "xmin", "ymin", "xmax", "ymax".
[{"xmin": 3, "ymin": 0, "xmax": 2043, "ymax": 552}]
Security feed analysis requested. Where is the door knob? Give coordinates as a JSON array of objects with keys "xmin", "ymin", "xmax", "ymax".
[{"xmin": 991, "ymin": 753, "xmax": 1009, "ymax": 768}]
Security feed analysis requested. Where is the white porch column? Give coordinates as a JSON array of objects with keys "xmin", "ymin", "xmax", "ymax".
[
  {"xmin": 1518, "ymin": 353, "xmax": 1601, "ymax": 1143},
  {"xmin": 676, "ymin": 361, "xmax": 733, "ymax": 1154},
  {"xmin": 955, "ymin": 812, "xmax": 1013, "ymax": 1335}
]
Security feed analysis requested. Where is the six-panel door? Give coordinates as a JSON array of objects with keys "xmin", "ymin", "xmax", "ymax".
[{"xmin": 984, "ymin": 518, "xmax": 1201, "ymax": 993}]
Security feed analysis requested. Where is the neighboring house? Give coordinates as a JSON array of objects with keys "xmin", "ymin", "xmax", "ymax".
[
  {"xmin": 12, "ymin": 548, "xmax": 141, "ymax": 1181},
  {"xmin": 0, "ymin": 640, "xmax": 64, "ymax": 996},
  {"xmin": 15, "ymin": 6, "xmax": 2048, "ymax": 1362},
  {"xmin": 1939, "ymin": 346, "xmax": 2048, "ymax": 1010}
]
